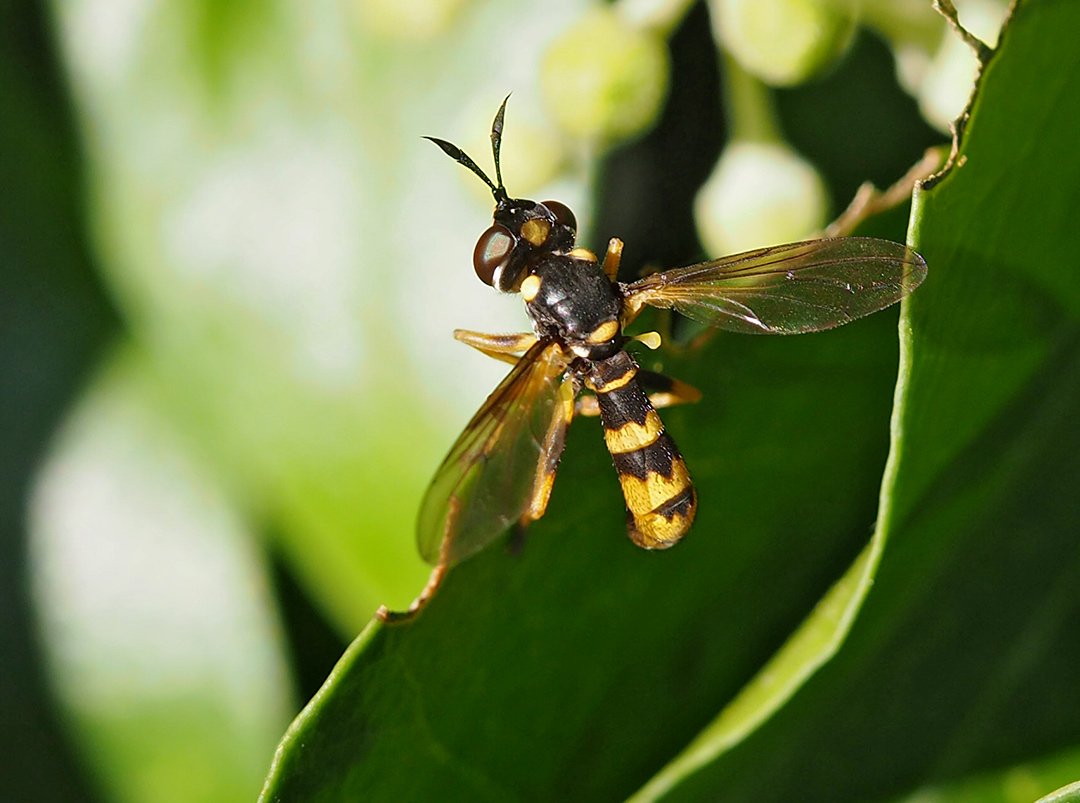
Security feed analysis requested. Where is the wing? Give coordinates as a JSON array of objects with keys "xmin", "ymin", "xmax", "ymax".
[
  {"xmin": 417, "ymin": 338, "xmax": 573, "ymax": 567},
  {"xmin": 622, "ymin": 237, "xmax": 927, "ymax": 334}
]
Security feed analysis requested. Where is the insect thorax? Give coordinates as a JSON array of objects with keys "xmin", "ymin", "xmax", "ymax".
[{"xmin": 525, "ymin": 253, "xmax": 622, "ymax": 360}]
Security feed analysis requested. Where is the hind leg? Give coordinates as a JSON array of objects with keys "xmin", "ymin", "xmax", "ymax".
[{"xmin": 576, "ymin": 369, "xmax": 701, "ymax": 417}]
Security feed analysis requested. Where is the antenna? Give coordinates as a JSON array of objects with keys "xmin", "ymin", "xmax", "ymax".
[
  {"xmin": 490, "ymin": 95, "xmax": 510, "ymax": 200},
  {"xmin": 426, "ymin": 96, "xmax": 511, "ymax": 203}
]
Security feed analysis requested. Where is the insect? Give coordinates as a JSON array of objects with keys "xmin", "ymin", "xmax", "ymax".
[{"xmin": 377, "ymin": 99, "xmax": 926, "ymax": 623}]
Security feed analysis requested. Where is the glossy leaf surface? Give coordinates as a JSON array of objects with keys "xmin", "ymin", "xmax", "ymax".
[{"xmin": 262, "ymin": 1, "xmax": 1080, "ymax": 800}]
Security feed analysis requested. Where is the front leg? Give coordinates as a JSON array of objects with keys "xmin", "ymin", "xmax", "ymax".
[{"xmin": 454, "ymin": 330, "xmax": 537, "ymax": 366}]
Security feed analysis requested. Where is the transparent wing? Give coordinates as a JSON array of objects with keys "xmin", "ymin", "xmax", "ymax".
[
  {"xmin": 417, "ymin": 339, "xmax": 572, "ymax": 566},
  {"xmin": 622, "ymin": 237, "xmax": 927, "ymax": 334}
]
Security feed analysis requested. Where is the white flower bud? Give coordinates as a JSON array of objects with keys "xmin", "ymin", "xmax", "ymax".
[
  {"xmin": 356, "ymin": 0, "xmax": 468, "ymax": 41},
  {"xmin": 541, "ymin": 8, "xmax": 670, "ymax": 143},
  {"xmin": 709, "ymin": 0, "xmax": 856, "ymax": 87},
  {"xmin": 916, "ymin": 0, "xmax": 1008, "ymax": 132},
  {"xmin": 694, "ymin": 140, "xmax": 829, "ymax": 256}
]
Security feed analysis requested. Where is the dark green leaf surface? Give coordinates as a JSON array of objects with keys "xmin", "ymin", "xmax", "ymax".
[
  {"xmin": 893, "ymin": 744, "xmax": 1080, "ymax": 803},
  {"xmin": 259, "ymin": 199, "xmax": 916, "ymax": 797},
  {"xmin": 656, "ymin": 0, "xmax": 1080, "ymax": 799},
  {"xmin": 261, "ymin": 254, "xmax": 904, "ymax": 802},
  {"xmin": 262, "ymin": 1, "xmax": 1080, "ymax": 799}
]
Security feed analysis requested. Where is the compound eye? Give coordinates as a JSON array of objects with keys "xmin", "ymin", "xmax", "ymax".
[
  {"xmin": 542, "ymin": 200, "xmax": 577, "ymax": 234},
  {"xmin": 473, "ymin": 224, "xmax": 514, "ymax": 286}
]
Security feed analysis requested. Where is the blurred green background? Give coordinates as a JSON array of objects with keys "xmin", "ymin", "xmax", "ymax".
[{"xmin": 9, "ymin": 0, "xmax": 1080, "ymax": 801}]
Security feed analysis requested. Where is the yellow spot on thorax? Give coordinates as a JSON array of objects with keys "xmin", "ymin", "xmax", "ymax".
[
  {"xmin": 569, "ymin": 247, "xmax": 597, "ymax": 262},
  {"xmin": 520, "ymin": 274, "xmax": 542, "ymax": 302},
  {"xmin": 587, "ymin": 319, "xmax": 620, "ymax": 344}
]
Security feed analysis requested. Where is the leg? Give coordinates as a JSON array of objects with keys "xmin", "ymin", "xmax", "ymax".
[
  {"xmin": 507, "ymin": 520, "xmax": 529, "ymax": 555},
  {"xmin": 637, "ymin": 369, "xmax": 702, "ymax": 409},
  {"xmin": 377, "ymin": 377, "xmax": 575, "ymax": 623},
  {"xmin": 602, "ymin": 237, "xmax": 624, "ymax": 283},
  {"xmin": 509, "ymin": 375, "xmax": 574, "ymax": 555},
  {"xmin": 522, "ymin": 376, "xmax": 575, "ymax": 523},
  {"xmin": 576, "ymin": 395, "xmax": 601, "ymax": 417},
  {"xmin": 454, "ymin": 329, "xmax": 537, "ymax": 366},
  {"xmin": 576, "ymin": 370, "xmax": 700, "ymax": 417}
]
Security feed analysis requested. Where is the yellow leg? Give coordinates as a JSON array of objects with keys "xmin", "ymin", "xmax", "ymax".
[
  {"xmin": 376, "ymin": 374, "xmax": 575, "ymax": 624},
  {"xmin": 454, "ymin": 330, "xmax": 537, "ymax": 366},
  {"xmin": 602, "ymin": 237, "xmax": 624, "ymax": 283},
  {"xmin": 576, "ymin": 395, "xmax": 601, "ymax": 417},
  {"xmin": 640, "ymin": 374, "xmax": 702, "ymax": 409},
  {"xmin": 523, "ymin": 376, "xmax": 575, "ymax": 522},
  {"xmin": 576, "ymin": 370, "xmax": 700, "ymax": 418}
]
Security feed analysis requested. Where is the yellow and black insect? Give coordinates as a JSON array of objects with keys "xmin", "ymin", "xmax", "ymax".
[{"xmin": 378, "ymin": 100, "xmax": 926, "ymax": 622}]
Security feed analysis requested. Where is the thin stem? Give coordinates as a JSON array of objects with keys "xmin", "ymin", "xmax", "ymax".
[{"xmin": 722, "ymin": 53, "xmax": 782, "ymax": 144}]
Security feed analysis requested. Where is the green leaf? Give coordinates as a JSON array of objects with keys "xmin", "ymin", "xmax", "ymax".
[
  {"xmin": 262, "ymin": 0, "xmax": 1080, "ymax": 799},
  {"xmin": 259, "ymin": 131, "xmax": 914, "ymax": 803},
  {"xmin": 891, "ymin": 743, "xmax": 1080, "ymax": 803},
  {"xmin": 644, "ymin": 0, "xmax": 1080, "ymax": 798},
  {"xmin": 1040, "ymin": 781, "xmax": 1080, "ymax": 803},
  {"xmin": 262, "ymin": 313, "xmax": 902, "ymax": 802}
]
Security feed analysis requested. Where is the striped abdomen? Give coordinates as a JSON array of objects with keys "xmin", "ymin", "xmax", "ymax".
[{"xmin": 585, "ymin": 351, "xmax": 696, "ymax": 549}]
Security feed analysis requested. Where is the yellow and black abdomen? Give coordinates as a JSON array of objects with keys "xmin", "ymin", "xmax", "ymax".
[{"xmin": 586, "ymin": 352, "xmax": 696, "ymax": 549}]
